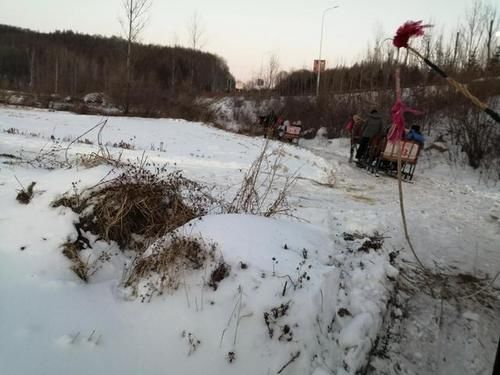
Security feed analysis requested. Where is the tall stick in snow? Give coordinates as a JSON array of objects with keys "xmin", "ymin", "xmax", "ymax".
[{"xmin": 121, "ymin": 0, "xmax": 152, "ymax": 114}]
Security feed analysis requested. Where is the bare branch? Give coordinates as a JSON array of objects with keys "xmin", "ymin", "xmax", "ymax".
[
  {"xmin": 119, "ymin": 0, "xmax": 152, "ymax": 114},
  {"xmin": 187, "ymin": 11, "xmax": 206, "ymax": 50}
]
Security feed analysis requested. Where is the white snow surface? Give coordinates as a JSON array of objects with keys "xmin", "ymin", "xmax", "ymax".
[{"xmin": 0, "ymin": 104, "xmax": 499, "ymax": 375}]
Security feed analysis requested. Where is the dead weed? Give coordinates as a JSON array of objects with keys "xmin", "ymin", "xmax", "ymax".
[
  {"xmin": 123, "ymin": 234, "xmax": 226, "ymax": 301},
  {"xmin": 228, "ymin": 141, "xmax": 296, "ymax": 217},
  {"xmin": 54, "ymin": 166, "xmax": 213, "ymax": 251}
]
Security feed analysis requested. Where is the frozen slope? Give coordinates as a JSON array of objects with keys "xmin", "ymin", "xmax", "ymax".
[
  {"xmin": 0, "ymin": 105, "xmax": 498, "ymax": 374},
  {"xmin": 0, "ymin": 105, "xmax": 397, "ymax": 375}
]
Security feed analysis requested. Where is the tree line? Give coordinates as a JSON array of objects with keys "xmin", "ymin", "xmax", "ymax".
[
  {"xmin": 273, "ymin": 0, "xmax": 499, "ymax": 96},
  {"xmin": 0, "ymin": 24, "xmax": 234, "ymax": 112}
]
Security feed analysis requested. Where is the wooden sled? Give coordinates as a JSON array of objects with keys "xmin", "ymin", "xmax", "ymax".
[{"xmin": 370, "ymin": 139, "xmax": 421, "ymax": 181}]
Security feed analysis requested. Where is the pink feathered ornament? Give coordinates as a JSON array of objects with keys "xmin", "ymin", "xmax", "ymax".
[
  {"xmin": 387, "ymin": 100, "xmax": 424, "ymax": 143},
  {"xmin": 393, "ymin": 20, "xmax": 430, "ymax": 49}
]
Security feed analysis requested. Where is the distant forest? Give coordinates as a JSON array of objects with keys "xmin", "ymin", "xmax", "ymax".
[
  {"xmin": 0, "ymin": 24, "xmax": 234, "ymax": 110},
  {"xmin": 263, "ymin": 1, "xmax": 500, "ymax": 96}
]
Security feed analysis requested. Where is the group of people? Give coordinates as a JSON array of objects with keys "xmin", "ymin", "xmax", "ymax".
[{"xmin": 346, "ymin": 109, "xmax": 425, "ymax": 166}]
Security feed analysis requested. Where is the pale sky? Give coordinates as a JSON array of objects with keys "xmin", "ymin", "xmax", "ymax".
[{"xmin": 0, "ymin": 0, "xmax": 481, "ymax": 81}]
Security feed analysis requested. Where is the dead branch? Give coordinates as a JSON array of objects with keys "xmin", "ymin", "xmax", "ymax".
[
  {"xmin": 277, "ymin": 351, "xmax": 301, "ymax": 374},
  {"xmin": 65, "ymin": 119, "xmax": 108, "ymax": 165}
]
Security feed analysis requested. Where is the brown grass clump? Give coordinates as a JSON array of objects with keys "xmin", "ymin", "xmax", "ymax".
[
  {"xmin": 61, "ymin": 231, "xmax": 111, "ymax": 283},
  {"xmin": 62, "ymin": 241, "xmax": 89, "ymax": 282},
  {"xmin": 123, "ymin": 234, "xmax": 225, "ymax": 301},
  {"xmin": 86, "ymin": 174, "xmax": 196, "ymax": 250},
  {"xmin": 54, "ymin": 165, "xmax": 214, "ymax": 252},
  {"xmin": 77, "ymin": 152, "xmax": 119, "ymax": 169}
]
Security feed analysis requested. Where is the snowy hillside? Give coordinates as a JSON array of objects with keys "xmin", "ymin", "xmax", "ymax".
[{"xmin": 0, "ymin": 105, "xmax": 499, "ymax": 375}]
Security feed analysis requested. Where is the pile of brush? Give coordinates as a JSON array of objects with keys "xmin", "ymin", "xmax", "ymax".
[{"xmin": 55, "ymin": 165, "xmax": 214, "ymax": 252}]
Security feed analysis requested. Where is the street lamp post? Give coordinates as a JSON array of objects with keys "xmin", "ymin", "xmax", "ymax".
[{"xmin": 316, "ymin": 5, "xmax": 339, "ymax": 97}]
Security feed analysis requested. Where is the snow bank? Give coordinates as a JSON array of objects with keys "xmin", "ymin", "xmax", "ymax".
[
  {"xmin": 0, "ymin": 175, "xmax": 395, "ymax": 375},
  {"xmin": 0, "ymin": 106, "xmax": 397, "ymax": 374}
]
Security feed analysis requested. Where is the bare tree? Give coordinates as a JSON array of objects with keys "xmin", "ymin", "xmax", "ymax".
[
  {"xmin": 463, "ymin": 0, "xmax": 484, "ymax": 69},
  {"xmin": 29, "ymin": 49, "xmax": 35, "ymax": 91},
  {"xmin": 187, "ymin": 11, "xmax": 205, "ymax": 50},
  {"xmin": 371, "ymin": 23, "xmax": 385, "ymax": 64},
  {"xmin": 265, "ymin": 54, "xmax": 280, "ymax": 89},
  {"xmin": 460, "ymin": 0, "xmax": 498, "ymax": 69},
  {"xmin": 120, "ymin": 0, "xmax": 152, "ymax": 114},
  {"xmin": 186, "ymin": 11, "xmax": 206, "ymax": 89},
  {"xmin": 485, "ymin": 6, "xmax": 499, "ymax": 64}
]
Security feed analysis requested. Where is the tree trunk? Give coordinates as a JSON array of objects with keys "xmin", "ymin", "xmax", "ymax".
[
  {"xmin": 72, "ymin": 59, "xmax": 78, "ymax": 96},
  {"xmin": 486, "ymin": 19, "xmax": 494, "ymax": 65},
  {"xmin": 171, "ymin": 56, "xmax": 176, "ymax": 95},
  {"xmin": 125, "ymin": 40, "xmax": 131, "ymax": 114},
  {"xmin": 452, "ymin": 32, "xmax": 460, "ymax": 70},
  {"xmin": 125, "ymin": 0, "xmax": 133, "ymax": 115},
  {"xmin": 55, "ymin": 55, "xmax": 59, "ymax": 95},
  {"xmin": 29, "ymin": 49, "xmax": 35, "ymax": 92},
  {"xmin": 493, "ymin": 336, "xmax": 500, "ymax": 375}
]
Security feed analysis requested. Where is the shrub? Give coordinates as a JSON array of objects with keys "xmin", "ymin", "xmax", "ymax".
[
  {"xmin": 448, "ymin": 98, "xmax": 499, "ymax": 170},
  {"xmin": 53, "ymin": 165, "xmax": 214, "ymax": 251}
]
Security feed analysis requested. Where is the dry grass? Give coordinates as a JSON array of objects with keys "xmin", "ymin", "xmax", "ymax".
[
  {"xmin": 53, "ymin": 155, "xmax": 224, "ymax": 282},
  {"xmin": 77, "ymin": 152, "xmax": 121, "ymax": 169},
  {"xmin": 348, "ymin": 194, "xmax": 376, "ymax": 205},
  {"xmin": 61, "ymin": 240, "xmax": 111, "ymax": 282},
  {"xmin": 398, "ymin": 260, "xmax": 500, "ymax": 307},
  {"xmin": 62, "ymin": 241, "xmax": 89, "ymax": 282},
  {"xmin": 228, "ymin": 141, "xmax": 296, "ymax": 217},
  {"xmin": 54, "ymin": 165, "xmax": 213, "ymax": 252},
  {"xmin": 54, "ymin": 138, "xmax": 298, "ymax": 287},
  {"xmin": 86, "ymin": 175, "xmax": 196, "ymax": 249},
  {"xmin": 123, "ymin": 234, "xmax": 224, "ymax": 301}
]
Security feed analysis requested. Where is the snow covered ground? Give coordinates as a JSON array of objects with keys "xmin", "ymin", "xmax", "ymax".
[
  {"xmin": 0, "ymin": 105, "xmax": 499, "ymax": 375},
  {"xmin": 300, "ymin": 134, "xmax": 500, "ymax": 375}
]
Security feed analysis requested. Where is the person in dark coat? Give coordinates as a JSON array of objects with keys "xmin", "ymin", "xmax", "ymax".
[
  {"xmin": 263, "ymin": 110, "xmax": 278, "ymax": 138},
  {"xmin": 355, "ymin": 109, "xmax": 383, "ymax": 163}
]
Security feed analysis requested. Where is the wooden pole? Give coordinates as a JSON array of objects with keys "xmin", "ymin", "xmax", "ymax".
[
  {"xmin": 493, "ymin": 337, "xmax": 500, "ymax": 375},
  {"xmin": 394, "ymin": 64, "xmax": 427, "ymax": 272},
  {"xmin": 55, "ymin": 55, "xmax": 59, "ymax": 95}
]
